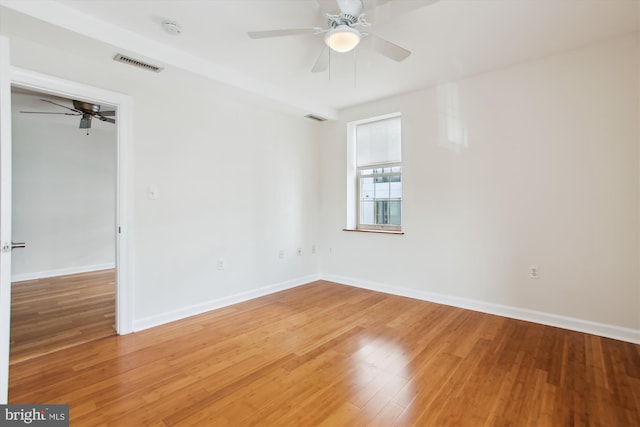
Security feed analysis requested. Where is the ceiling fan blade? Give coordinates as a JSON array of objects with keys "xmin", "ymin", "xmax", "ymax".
[
  {"xmin": 360, "ymin": 0, "xmax": 381, "ymax": 26},
  {"xmin": 362, "ymin": 0, "xmax": 379, "ymax": 12},
  {"xmin": 95, "ymin": 114, "xmax": 116, "ymax": 124},
  {"xmin": 312, "ymin": 46, "xmax": 330, "ymax": 73},
  {"xmin": 40, "ymin": 98, "xmax": 81, "ymax": 113},
  {"xmin": 371, "ymin": 34, "xmax": 411, "ymax": 62},
  {"xmin": 361, "ymin": 0, "xmax": 379, "ymax": 18},
  {"xmin": 248, "ymin": 28, "xmax": 320, "ymax": 39},
  {"xmin": 20, "ymin": 111, "xmax": 81, "ymax": 116},
  {"xmin": 316, "ymin": 0, "xmax": 340, "ymax": 15},
  {"xmin": 99, "ymin": 110, "xmax": 116, "ymax": 116}
]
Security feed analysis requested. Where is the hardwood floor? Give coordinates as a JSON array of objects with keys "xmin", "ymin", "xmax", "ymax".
[
  {"xmin": 8, "ymin": 281, "xmax": 640, "ymax": 426},
  {"xmin": 10, "ymin": 269, "xmax": 116, "ymax": 364}
]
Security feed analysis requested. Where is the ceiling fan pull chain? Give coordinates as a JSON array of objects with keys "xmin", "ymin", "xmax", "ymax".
[{"xmin": 353, "ymin": 49, "xmax": 357, "ymax": 89}]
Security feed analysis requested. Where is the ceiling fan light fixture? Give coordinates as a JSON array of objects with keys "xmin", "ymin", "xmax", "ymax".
[
  {"xmin": 79, "ymin": 114, "xmax": 92, "ymax": 129},
  {"xmin": 324, "ymin": 25, "xmax": 361, "ymax": 53}
]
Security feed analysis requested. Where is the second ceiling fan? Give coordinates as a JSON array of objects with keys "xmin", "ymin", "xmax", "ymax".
[
  {"xmin": 20, "ymin": 98, "xmax": 116, "ymax": 135},
  {"xmin": 248, "ymin": 0, "xmax": 436, "ymax": 72}
]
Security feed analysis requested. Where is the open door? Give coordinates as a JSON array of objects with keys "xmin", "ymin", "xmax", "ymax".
[{"xmin": 1, "ymin": 35, "xmax": 13, "ymax": 404}]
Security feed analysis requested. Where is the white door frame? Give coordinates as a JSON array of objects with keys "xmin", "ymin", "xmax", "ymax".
[
  {"xmin": 0, "ymin": 64, "xmax": 134, "ymax": 401},
  {"xmin": 0, "ymin": 35, "xmax": 13, "ymax": 404},
  {"xmin": 9, "ymin": 67, "xmax": 134, "ymax": 334}
]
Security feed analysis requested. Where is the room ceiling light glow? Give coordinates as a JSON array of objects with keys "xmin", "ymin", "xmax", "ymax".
[{"xmin": 324, "ymin": 25, "xmax": 361, "ymax": 53}]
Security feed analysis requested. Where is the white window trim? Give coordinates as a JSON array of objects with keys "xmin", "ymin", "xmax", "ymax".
[{"xmin": 346, "ymin": 112, "xmax": 402, "ymax": 233}]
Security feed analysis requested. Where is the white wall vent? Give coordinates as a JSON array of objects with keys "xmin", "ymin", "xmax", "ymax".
[
  {"xmin": 304, "ymin": 114, "xmax": 327, "ymax": 122},
  {"xmin": 113, "ymin": 54, "xmax": 164, "ymax": 73}
]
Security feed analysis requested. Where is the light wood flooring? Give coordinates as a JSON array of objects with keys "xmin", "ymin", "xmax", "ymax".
[
  {"xmin": 10, "ymin": 269, "xmax": 116, "ymax": 364},
  {"xmin": 8, "ymin": 281, "xmax": 640, "ymax": 426}
]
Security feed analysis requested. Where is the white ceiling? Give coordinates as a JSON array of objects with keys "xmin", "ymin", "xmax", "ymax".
[{"xmin": 1, "ymin": 0, "xmax": 638, "ymax": 119}]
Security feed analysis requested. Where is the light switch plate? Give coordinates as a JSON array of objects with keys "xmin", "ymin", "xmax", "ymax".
[{"xmin": 147, "ymin": 185, "xmax": 159, "ymax": 200}]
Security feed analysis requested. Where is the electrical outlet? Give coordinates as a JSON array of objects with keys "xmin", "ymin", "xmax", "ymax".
[
  {"xmin": 279, "ymin": 249, "xmax": 284, "ymax": 259},
  {"xmin": 297, "ymin": 248, "xmax": 302, "ymax": 256},
  {"xmin": 217, "ymin": 258, "xmax": 224, "ymax": 270},
  {"xmin": 529, "ymin": 266, "xmax": 539, "ymax": 279}
]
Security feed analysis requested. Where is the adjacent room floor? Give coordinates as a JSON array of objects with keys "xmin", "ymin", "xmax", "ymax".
[{"xmin": 9, "ymin": 269, "xmax": 116, "ymax": 364}]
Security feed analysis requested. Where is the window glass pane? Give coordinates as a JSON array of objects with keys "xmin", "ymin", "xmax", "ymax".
[
  {"xmin": 375, "ymin": 180, "xmax": 390, "ymax": 199},
  {"xmin": 360, "ymin": 176, "xmax": 374, "ymax": 199},
  {"xmin": 375, "ymin": 200, "xmax": 384, "ymax": 224},
  {"xmin": 390, "ymin": 180, "xmax": 402, "ymax": 198},
  {"xmin": 389, "ymin": 201, "xmax": 401, "ymax": 225},
  {"xmin": 375, "ymin": 200, "xmax": 390, "ymax": 224},
  {"xmin": 356, "ymin": 117, "xmax": 401, "ymax": 166},
  {"xmin": 360, "ymin": 200, "xmax": 374, "ymax": 224}
]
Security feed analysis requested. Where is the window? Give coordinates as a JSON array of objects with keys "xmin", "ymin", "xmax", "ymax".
[{"xmin": 351, "ymin": 114, "xmax": 402, "ymax": 231}]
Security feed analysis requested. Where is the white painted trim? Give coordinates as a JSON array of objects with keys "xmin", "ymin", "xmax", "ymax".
[
  {"xmin": 320, "ymin": 274, "xmax": 640, "ymax": 344},
  {"xmin": 133, "ymin": 274, "xmax": 320, "ymax": 332},
  {"xmin": 0, "ymin": 34, "xmax": 13, "ymax": 405},
  {"xmin": 9, "ymin": 67, "xmax": 134, "ymax": 335},
  {"xmin": 11, "ymin": 263, "xmax": 116, "ymax": 283}
]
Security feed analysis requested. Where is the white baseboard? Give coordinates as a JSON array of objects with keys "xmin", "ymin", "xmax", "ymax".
[
  {"xmin": 132, "ymin": 274, "xmax": 321, "ymax": 332},
  {"xmin": 320, "ymin": 273, "xmax": 640, "ymax": 345},
  {"xmin": 11, "ymin": 263, "xmax": 116, "ymax": 283}
]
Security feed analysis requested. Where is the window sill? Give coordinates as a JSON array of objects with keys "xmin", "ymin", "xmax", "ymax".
[{"xmin": 343, "ymin": 228, "xmax": 404, "ymax": 235}]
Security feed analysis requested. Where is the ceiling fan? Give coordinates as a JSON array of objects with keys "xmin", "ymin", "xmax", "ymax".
[
  {"xmin": 20, "ymin": 98, "xmax": 116, "ymax": 134},
  {"xmin": 248, "ymin": 0, "xmax": 437, "ymax": 72}
]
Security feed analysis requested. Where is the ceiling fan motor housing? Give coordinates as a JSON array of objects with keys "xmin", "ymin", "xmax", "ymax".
[
  {"xmin": 73, "ymin": 100, "xmax": 100, "ymax": 114},
  {"xmin": 338, "ymin": 13, "xmax": 358, "ymax": 26}
]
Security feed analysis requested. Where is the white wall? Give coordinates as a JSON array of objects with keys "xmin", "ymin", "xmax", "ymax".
[
  {"xmin": 11, "ymin": 92, "xmax": 116, "ymax": 281},
  {"xmin": 5, "ymin": 36, "xmax": 321, "ymax": 327},
  {"xmin": 320, "ymin": 35, "xmax": 640, "ymax": 335}
]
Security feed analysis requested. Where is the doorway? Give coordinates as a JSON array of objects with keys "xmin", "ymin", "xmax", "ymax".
[
  {"xmin": 7, "ymin": 69, "xmax": 134, "ymax": 330},
  {"xmin": 1, "ymin": 66, "xmax": 133, "ymax": 401},
  {"xmin": 9, "ymin": 87, "xmax": 117, "ymax": 363}
]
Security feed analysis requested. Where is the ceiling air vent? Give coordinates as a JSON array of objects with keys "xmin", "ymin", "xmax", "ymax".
[
  {"xmin": 304, "ymin": 114, "xmax": 327, "ymax": 122},
  {"xmin": 113, "ymin": 54, "xmax": 164, "ymax": 73}
]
